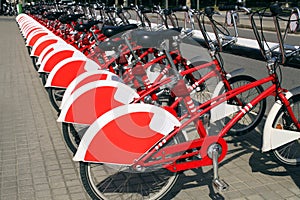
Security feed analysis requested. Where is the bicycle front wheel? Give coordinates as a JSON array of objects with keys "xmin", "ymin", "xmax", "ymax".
[
  {"xmin": 272, "ymin": 94, "xmax": 300, "ymax": 165},
  {"xmin": 218, "ymin": 75, "xmax": 266, "ymax": 134}
]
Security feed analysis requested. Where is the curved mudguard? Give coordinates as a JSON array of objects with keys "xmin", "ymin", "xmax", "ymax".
[
  {"xmin": 36, "ymin": 43, "xmax": 59, "ymax": 66},
  {"xmin": 57, "ymin": 80, "xmax": 139, "ymax": 124},
  {"xmin": 30, "ymin": 35, "xmax": 59, "ymax": 57},
  {"xmin": 16, "ymin": 13, "xmax": 26, "ymax": 23},
  {"xmin": 45, "ymin": 58, "xmax": 100, "ymax": 88},
  {"xmin": 23, "ymin": 23, "xmax": 44, "ymax": 39},
  {"xmin": 24, "ymin": 27, "xmax": 42, "ymax": 40},
  {"xmin": 262, "ymin": 86, "xmax": 300, "ymax": 152},
  {"xmin": 209, "ymin": 74, "xmax": 245, "ymax": 123},
  {"xmin": 18, "ymin": 15, "xmax": 43, "ymax": 37},
  {"xmin": 36, "ymin": 41, "xmax": 75, "ymax": 66},
  {"xmin": 26, "ymin": 29, "xmax": 49, "ymax": 47},
  {"xmin": 38, "ymin": 45, "xmax": 80, "ymax": 73},
  {"xmin": 73, "ymin": 104, "xmax": 181, "ymax": 165},
  {"xmin": 60, "ymin": 70, "xmax": 121, "ymax": 109}
]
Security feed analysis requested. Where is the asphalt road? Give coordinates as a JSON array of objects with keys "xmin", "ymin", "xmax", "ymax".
[{"xmin": 180, "ymin": 33, "xmax": 300, "ymax": 114}]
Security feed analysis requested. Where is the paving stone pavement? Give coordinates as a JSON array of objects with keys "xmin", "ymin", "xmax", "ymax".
[
  {"xmin": 0, "ymin": 15, "xmax": 299, "ymax": 200},
  {"xmin": 0, "ymin": 16, "xmax": 90, "ymax": 200}
]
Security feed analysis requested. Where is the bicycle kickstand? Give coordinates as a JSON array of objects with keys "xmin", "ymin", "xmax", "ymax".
[{"xmin": 208, "ymin": 144, "xmax": 229, "ymax": 192}]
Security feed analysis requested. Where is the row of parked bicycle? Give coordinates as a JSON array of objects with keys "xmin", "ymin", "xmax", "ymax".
[
  {"xmin": 16, "ymin": 1, "xmax": 300, "ymax": 199},
  {"xmin": 0, "ymin": 1, "xmax": 18, "ymax": 16}
]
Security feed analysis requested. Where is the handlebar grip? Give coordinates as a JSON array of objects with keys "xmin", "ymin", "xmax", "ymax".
[{"xmin": 218, "ymin": 5, "xmax": 238, "ymax": 11}]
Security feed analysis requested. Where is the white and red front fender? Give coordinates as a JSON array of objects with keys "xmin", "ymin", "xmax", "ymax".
[{"xmin": 262, "ymin": 88, "xmax": 300, "ymax": 152}]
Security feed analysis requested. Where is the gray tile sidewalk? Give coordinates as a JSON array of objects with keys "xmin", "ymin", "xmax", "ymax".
[
  {"xmin": 0, "ymin": 15, "xmax": 299, "ymax": 200},
  {"xmin": 0, "ymin": 16, "xmax": 89, "ymax": 200}
]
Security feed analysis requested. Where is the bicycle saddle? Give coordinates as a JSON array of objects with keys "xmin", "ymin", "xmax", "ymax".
[
  {"xmin": 141, "ymin": 8, "xmax": 153, "ymax": 14},
  {"xmin": 130, "ymin": 28, "xmax": 181, "ymax": 47},
  {"xmin": 172, "ymin": 6, "xmax": 189, "ymax": 12},
  {"xmin": 101, "ymin": 24, "xmax": 138, "ymax": 38},
  {"xmin": 270, "ymin": 3, "xmax": 282, "ymax": 16},
  {"xmin": 98, "ymin": 39, "xmax": 125, "ymax": 51},
  {"xmin": 59, "ymin": 14, "xmax": 85, "ymax": 24},
  {"xmin": 45, "ymin": 12, "xmax": 67, "ymax": 20},
  {"xmin": 163, "ymin": 9, "xmax": 172, "ymax": 15},
  {"xmin": 74, "ymin": 20, "xmax": 101, "ymax": 32},
  {"xmin": 204, "ymin": 7, "xmax": 214, "ymax": 17}
]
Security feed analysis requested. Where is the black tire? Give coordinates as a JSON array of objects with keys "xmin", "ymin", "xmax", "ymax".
[
  {"xmin": 62, "ymin": 122, "xmax": 89, "ymax": 154},
  {"xmin": 40, "ymin": 73, "xmax": 48, "ymax": 86},
  {"xmin": 47, "ymin": 87, "xmax": 65, "ymax": 112},
  {"xmin": 217, "ymin": 75, "xmax": 266, "ymax": 134},
  {"xmin": 79, "ymin": 133, "xmax": 186, "ymax": 200},
  {"xmin": 31, "ymin": 56, "xmax": 39, "ymax": 71},
  {"xmin": 272, "ymin": 94, "xmax": 300, "ymax": 165},
  {"xmin": 27, "ymin": 46, "xmax": 32, "ymax": 55}
]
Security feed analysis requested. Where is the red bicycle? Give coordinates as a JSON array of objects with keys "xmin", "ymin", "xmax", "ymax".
[{"xmin": 72, "ymin": 4, "xmax": 300, "ymax": 199}]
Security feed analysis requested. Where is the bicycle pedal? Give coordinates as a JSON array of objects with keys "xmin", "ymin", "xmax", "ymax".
[{"xmin": 212, "ymin": 178, "xmax": 229, "ymax": 192}]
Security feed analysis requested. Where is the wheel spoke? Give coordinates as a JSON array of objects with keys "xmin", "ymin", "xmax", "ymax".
[{"xmin": 273, "ymin": 95, "xmax": 300, "ymax": 165}]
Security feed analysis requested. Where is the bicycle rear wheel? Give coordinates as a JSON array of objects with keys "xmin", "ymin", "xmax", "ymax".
[
  {"xmin": 218, "ymin": 75, "xmax": 266, "ymax": 134},
  {"xmin": 80, "ymin": 162, "xmax": 180, "ymax": 200},
  {"xmin": 79, "ymin": 132, "xmax": 186, "ymax": 200},
  {"xmin": 47, "ymin": 87, "xmax": 65, "ymax": 112},
  {"xmin": 272, "ymin": 94, "xmax": 300, "ymax": 165},
  {"xmin": 62, "ymin": 122, "xmax": 89, "ymax": 154},
  {"xmin": 31, "ymin": 56, "xmax": 39, "ymax": 71},
  {"xmin": 40, "ymin": 72, "xmax": 48, "ymax": 86}
]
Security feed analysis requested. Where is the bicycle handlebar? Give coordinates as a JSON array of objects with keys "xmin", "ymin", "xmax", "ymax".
[{"xmin": 249, "ymin": 3, "xmax": 300, "ymax": 64}]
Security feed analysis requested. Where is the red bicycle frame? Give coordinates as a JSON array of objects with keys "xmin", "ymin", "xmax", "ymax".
[{"xmin": 133, "ymin": 70, "xmax": 300, "ymax": 172}]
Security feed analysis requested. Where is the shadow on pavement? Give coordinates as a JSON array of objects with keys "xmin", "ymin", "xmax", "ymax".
[{"xmin": 168, "ymin": 117, "xmax": 299, "ymax": 199}]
